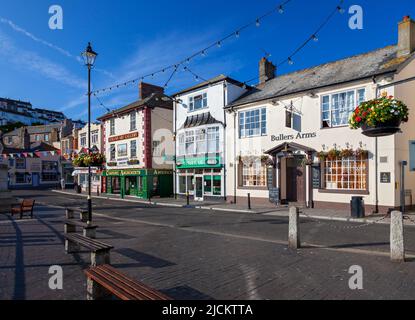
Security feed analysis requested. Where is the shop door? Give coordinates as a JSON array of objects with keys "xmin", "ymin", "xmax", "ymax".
[
  {"xmin": 195, "ymin": 176, "xmax": 204, "ymax": 201},
  {"xmin": 286, "ymin": 157, "xmax": 305, "ymax": 203},
  {"xmin": 112, "ymin": 177, "xmax": 121, "ymax": 194},
  {"xmin": 125, "ymin": 177, "xmax": 137, "ymax": 196},
  {"xmin": 32, "ymin": 173, "xmax": 40, "ymax": 187}
]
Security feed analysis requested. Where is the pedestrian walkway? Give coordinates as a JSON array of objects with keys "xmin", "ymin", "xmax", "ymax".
[{"xmin": 51, "ymin": 189, "xmax": 415, "ymax": 227}]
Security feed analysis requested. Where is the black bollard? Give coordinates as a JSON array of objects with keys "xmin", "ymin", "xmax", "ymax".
[{"xmin": 248, "ymin": 193, "xmax": 252, "ymax": 210}]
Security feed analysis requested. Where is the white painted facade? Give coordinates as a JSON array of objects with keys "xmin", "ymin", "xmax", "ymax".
[
  {"xmin": 225, "ymin": 66, "xmax": 415, "ymax": 212},
  {"xmin": 174, "ymin": 78, "xmax": 247, "ymax": 201}
]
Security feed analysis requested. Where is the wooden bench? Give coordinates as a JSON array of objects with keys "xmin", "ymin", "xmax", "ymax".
[
  {"xmin": 85, "ymin": 264, "xmax": 171, "ymax": 301},
  {"xmin": 64, "ymin": 220, "xmax": 98, "ymax": 239},
  {"xmin": 11, "ymin": 200, "xmax": 35, "ymax": 219},
  {"xmin": 64, "ymin": 233, "xmax": 113, "ymax": 267},
  {"xmin": 66, "ymin": 208, "xmax": 88, "ymax": 223}
]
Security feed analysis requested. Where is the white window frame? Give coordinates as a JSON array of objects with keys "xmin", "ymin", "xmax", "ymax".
[
  {"xmin": 130, "ymin": 140, "xmax": 137, "ymax": 159},
  {"xmin": 321, "ymin": 88, "xmax": 366, "ymax": 128},
  {"xmin": 80, "ymin": 133, "xmax": 87, "ymax": 147},
  {"xmin": 239, "ymin": 108, "xmax": 267, "ymax": 138},
  {"xmin": 110, "ymin": 119, "xmax": 115, "ymax": 136},
  {"xmin": 189, "ymin": 92, "xmax": 208, "ymax": 112},
  {"xmin": 130, "ymin": 112, "xmax": 137, "ymax": 131}
]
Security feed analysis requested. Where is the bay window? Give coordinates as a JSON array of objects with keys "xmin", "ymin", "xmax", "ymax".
[
  {"xmin": 207, "ymin": 127, "xmax": 220, "ymax": 154},
  {"xmin": 241, "ymin": 160, "xmax": 267, "ymax": 187},
  {"xmin": 322, "ymin": 88, "xmax": 366, "ymax": 128},
  {"xmin": 323, "ymin": 155, "xmax": 368, "ymax": 191},
  {"xmin": 195, "ymin": 129, "xmax": 207, "ymax": 154},
  {"xmin": 185, "ymin": 131, "xmax": 195, "ymax": 155}
]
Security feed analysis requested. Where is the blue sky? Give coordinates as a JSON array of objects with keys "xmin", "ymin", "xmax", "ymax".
[{"xmin": 0, "ymin": 0, "xmax": 414, "ymax": 121}]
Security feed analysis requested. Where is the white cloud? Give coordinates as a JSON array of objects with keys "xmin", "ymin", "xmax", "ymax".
[{"xmin": 0, "ymin": 30, "xmax": 86, "ymax": 89}]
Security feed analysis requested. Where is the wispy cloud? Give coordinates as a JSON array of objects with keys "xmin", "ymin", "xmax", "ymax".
[
  {"xmin": 0, "ymin": 30, "xmax": 86, "ymax": 89},
  {"xmin": 0, "ymin": 17, "xmax": 115, "ymax": 78}
]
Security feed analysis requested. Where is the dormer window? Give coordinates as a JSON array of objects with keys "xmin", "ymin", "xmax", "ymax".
[{"xmin": 189, "ymin": 93, "xmax": 207, "ymax": 112}]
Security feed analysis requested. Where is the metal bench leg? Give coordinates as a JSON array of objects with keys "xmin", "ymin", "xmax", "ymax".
[
  {"xmin": 91, "ymin": 251, "xmax": 111, "ymax": 267},
  {"xmin": 83, "ymin": 228, "xmax": 96, "ymax": 239},
  {"xmin": 64, "ymin": 224, "xmax": 77, "ymax": 234},
  {"xmin": 65, "ymin": 239, "xmax": 81, "ymax": 254},
  {"xmin": 80, "ymin": 212, "xmax": 88, "ymax": 223},
  {"xmin": 66, "ymin": 209, "xmax": 74, "ymax": 220},
  {"xmin": 87, "ymin": 278, "xmax": 111, "ymax": 300}
]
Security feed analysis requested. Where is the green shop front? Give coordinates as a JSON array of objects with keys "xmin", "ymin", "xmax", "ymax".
[
  {"xmin": 102, "ymin": 169, "xmax": 173, "ymax": 199},
  {"xmin": 176, "ymin": 156, "xmax": 224, "ymax": 201}
]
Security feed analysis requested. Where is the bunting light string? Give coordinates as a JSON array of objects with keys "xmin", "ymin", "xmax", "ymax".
[
  {"xmin": 161, "ymin": 0, "xmax": 346, "ymax": 90},
  {"xmin": 163, "ymin": 64, "xmax": 181, "ymax": 89},
  {"xmin": 90, "ymin": 0, "xmax": 294, "ymax": 95}
]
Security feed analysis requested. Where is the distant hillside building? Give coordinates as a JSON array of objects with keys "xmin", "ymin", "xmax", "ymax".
[{"xmin": 0, "ymin": 97, "xmax": 66, "ymax": 126}]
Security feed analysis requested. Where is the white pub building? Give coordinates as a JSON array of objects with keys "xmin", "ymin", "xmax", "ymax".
[
  {"xmin": 173, "ymin": 75, "xmax": 247, "ymax": 201},
  {"xmin": 225, "ymin": 16, "xmax": 415, "ymax": 213}
]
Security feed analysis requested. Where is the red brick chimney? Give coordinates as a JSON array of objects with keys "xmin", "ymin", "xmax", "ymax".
[
  {"xmin": 259, "ymin": 57, "xmax": 276, "ymax": 85},
  {"xmin": 139, "ymin": 82, "xmax": 164, "ymax": 100},
  {"xmin": 398, "ymin": 15, "xmax": 415, "ymax": 57}
]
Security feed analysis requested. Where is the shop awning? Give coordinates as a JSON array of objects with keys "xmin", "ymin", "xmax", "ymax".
[{"xmin": 265, "ymin": 142, "xmax": 316, "ymax": 155}]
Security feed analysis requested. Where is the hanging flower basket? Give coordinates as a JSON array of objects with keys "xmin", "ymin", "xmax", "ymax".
[{"xmin": 349, "ymin": 94, "xmax": 409, "ymax": 138}]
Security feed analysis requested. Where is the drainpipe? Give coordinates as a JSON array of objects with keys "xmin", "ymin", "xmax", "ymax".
[
  {"xmin": 223, "ymin": 81, "xmax": 227, "ymax": 202},
  {"xmin": 233, "ymin": 108, "xmax": 237, "ymax": 204}
]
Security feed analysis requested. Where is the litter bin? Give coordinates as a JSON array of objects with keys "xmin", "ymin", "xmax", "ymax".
[{"xmin": 351, "ymin": 196, "xmax": 365, "ymax": 218}]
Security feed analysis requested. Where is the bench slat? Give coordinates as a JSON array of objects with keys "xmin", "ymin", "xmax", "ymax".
[
  {"xmin": 85, "ymin": 265, "xmax": 170, "ymax": 300},
  {"xmin": 95, "ymin": 265, "xmax": 170, "ymax": 300},
  {"xmin": 64, "ymin": 234, "xmax": 113, "ymax": 252},
  {"xmin": 65, "ymin": 220, "xmax": 97, "ymax": 229}
]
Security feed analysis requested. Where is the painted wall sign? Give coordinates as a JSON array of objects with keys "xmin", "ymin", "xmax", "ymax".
[
  {"xmin": 109, "ymin": 132, "xmax": 139, "ymax": 143},
  {"xmin": 176, "ymin": 156, "xmax": 222, "ymax": 169},
  {"xmin": 380, "ymin": 172, "xmax": 391, "ymax": 184},
  {"xmin": 271, "ymin": 132, "xmax": 317, "ymax": 142}
]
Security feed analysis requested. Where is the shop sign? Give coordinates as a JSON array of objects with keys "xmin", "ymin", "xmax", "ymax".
[
  {"xmin": 109, "ymin": 132, "xmax": 139, "ymax": 143},
  {"xmin": 122, "ymin": 169, "xmax": 146, "ymax": 176},
  {"xmin": 106, "ymin": 170, "xmax": 122, "ymax": 176},
  {"xmin": 271, "ymin": 132, "xmax": 317, "ymax": 142},
  {"xmin": 176, "ymin": 156, "xmax": 222, "ymax": 169}
]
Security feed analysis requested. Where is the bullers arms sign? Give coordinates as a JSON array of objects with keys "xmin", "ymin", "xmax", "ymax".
[{"xmin": 271, "ymin": 132, "xmax": 317, "ymax": 142}]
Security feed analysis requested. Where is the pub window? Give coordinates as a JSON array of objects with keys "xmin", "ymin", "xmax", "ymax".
[
  {"xmin": 80, "ymin": 133, "xmax": 87, "ymax": 147},
  {"xmin": 130, "ymin": 112, "xmax": 137, "ymax": 131},
  {"xmin": 42, "ymin": 161, "xmax": 58, "ymax": 172},
  {"xmin": 110, "ymin": 119, "xmax": 116, "ymax": 136},
  {"xmin": 130, "ymin": 140, "xmax": 137, "ymax": 158},
  {"xmin": 239, "ymin": 108, "xmax": 267, "ymax": 138},
  {"xmin": 117, "ymin": 144, "xmax": 128, "ymax": 157},
  {"xmin": 321, "ymin": 88, "xmax": 366, "ymax": 128},
  {"xmin": 42, "ymin": 173, "xmax": 59, "ymax": 182},
  {"xmin": 189, "ymin": 93, "xmax": 208, "ymax": 112},
  {"xmin": 285, "ymin": 110, "xmax": 292, "ymax": 128},
  {"xmin": 110, "ymin": 144, "xmax": 116, "ymax": 161},
  {"xmin": 91, "ymin": 130, "xmax": 99, "ymax": 145},
  {"xmin": 241, "ymin": 160, "xmax": 267, "ymax": 187},
  {"xmin": 323, "ymin": 155, "xmax": 368, "ymax": 190}
]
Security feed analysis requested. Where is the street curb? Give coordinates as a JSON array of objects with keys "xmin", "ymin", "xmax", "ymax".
[{"xmin": 51, "ymin": 190, "xmax": 253, "ymax": 213}]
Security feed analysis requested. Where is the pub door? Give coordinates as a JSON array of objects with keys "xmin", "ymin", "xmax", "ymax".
[{"xmin": 286, "ymin": 156, "xmax": 306, "ymax": 204}]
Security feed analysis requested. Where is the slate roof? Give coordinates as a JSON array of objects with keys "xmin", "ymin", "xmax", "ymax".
[
  {"xmin": 173, "ymin": 75, "xmax": 247, "ymax": 96},
  {"xmin": 181, "ymin": 112, "xmax": 223, "ymax": 129},
  {"xmin": 97, "ymin": 93, "xmax": 173, "ymax": 121},
  {"xmin": 4, "ymin": 123, "xmax": 61, "ymax": 136},
  {"xmin": 2, "ymin": 142, "xmax": 59, "ymax": 154},
  {"xmin": 228, "ymin": 45, "xmax": 413, "ymax": 108}
]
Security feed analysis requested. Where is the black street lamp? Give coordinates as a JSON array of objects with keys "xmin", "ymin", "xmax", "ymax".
[{"xmin": 81, "ymin": 42, "xmax": 98, "ymax": 225}]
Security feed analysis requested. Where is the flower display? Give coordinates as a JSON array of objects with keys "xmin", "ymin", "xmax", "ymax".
[
  {"xmin": 73, "ymin": 153, "xmax": 106, "ymax": 168},
  {"xmin": 349, "ymin": 94, "xmax": 409, "ymax": 129}
]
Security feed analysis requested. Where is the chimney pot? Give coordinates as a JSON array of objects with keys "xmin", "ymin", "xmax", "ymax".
[
  {"xmin": 259, "ymin": 57, "xmax": 276, "ymax": 84},
  {"xmin": 139, "ymin": 82, "xmax": 164, "ymax": 100},
  {"xmin": 398, "ymin": 16, "xmax": 415, "ymax": 57}
]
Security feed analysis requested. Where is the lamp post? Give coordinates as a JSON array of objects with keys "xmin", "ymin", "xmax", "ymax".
[{"xmin": 81, "ymin": 42, "xmax": 98, "ymax": 224}]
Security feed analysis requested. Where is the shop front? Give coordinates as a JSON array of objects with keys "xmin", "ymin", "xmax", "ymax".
[
  {"xmin": 176, "ymin": 156, "xmax": 224, "ymax": 201},
  {"xmin": 72, "ymin": 167, "xmax": 101, "ymax": 192},
  {"xmin": 102, "ymin": 169, "xmax": 173, "ymax": 199}
]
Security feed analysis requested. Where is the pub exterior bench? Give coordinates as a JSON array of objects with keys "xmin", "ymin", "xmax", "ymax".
[
  {"xmin": 85, "ymin": 264, "xmax": 172, "ymax": 301},
  {"xmin": 64, "ymin": 233, "xmax": 113, "ymax": 267},
  {"xmin": 11, "ymin": 199, "xmax": 35, "ymax": 219},
  {"xmin": 64, "ymin": 219, "xmax": 98, "ymax": 239}
]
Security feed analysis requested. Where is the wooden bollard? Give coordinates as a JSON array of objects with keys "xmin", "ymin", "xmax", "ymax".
[
  {"xmin": 288, "ymin": 207, "xmax": 300, "ymax": 249},
  {"xmin": 390, "ymin": 211, "xmax": 405, "ymax": 262}
]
